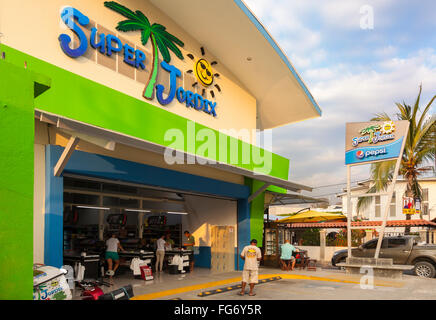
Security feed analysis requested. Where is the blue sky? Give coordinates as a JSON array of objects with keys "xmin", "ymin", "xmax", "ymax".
[{"xmin": 245, "ymin": 0, "xmax": 436, "ymax": 203}]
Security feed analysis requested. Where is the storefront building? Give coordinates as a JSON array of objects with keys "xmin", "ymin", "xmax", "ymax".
[{"xmin": 0, "ymin": 0, "xmax": 321, "ymax": 299}]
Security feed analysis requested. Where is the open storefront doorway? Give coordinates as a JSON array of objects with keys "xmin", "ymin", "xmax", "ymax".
[{"xmin": 61, "ymin": 175, "xmax": 238, "ymax": 281}]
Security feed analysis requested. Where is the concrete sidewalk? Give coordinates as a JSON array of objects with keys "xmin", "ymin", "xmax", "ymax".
[{"xmin": 95, "ymin": 267, "xmax": 436, "ymax": 300}]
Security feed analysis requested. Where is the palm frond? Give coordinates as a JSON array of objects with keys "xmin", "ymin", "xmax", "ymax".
[
  {"xmin": 155, "ymin": 35, "xmax": 171, "ymax": 62},
  {"xmin": 161, "ymin": 30, "xmax": 184, "ymax": 48},
  {"xmin": 116, "ymin": 20, "xmax": 147, "ymax": 32},
  {"xmin": 411, "ymin": 84, "xmax": 422, "ymax": 127},
  {"xmin": 141, "ymin": 28, "xmax": 152, "ymax": 46},
  {"xmin": 135, "ymin": 10, "xmax": 150, "ymax": 27},
  {"xmin": 371, "ymin": 112, "xmax": 391, "ymax": 121},
  {"xmin": 416, "ymin": 93, "xmax": 436, "ymax": 132},
  {"xmin": 161, "ymin": 36, "xmax": 184, "ymax": 60},
  {"xmin": 357, "ymin": 185, "xmax": 377, "ymax": 213}
]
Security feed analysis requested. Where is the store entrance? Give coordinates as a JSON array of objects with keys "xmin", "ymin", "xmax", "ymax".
[{"xmin": 61, "ymin": 175, "xmax": 237, "ymax": 282}]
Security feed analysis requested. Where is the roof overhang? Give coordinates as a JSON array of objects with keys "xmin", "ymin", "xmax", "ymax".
[
  {"xmin": 265, "ymin": 191, "xmax": 328, "ymax": 207},
  {"xmin": 36, "ymin": 110, "xmax": 313, "ymax": 193},
  {"xmin": 149, "ymin": 0, "xmax": 322, "ymax": 130}
]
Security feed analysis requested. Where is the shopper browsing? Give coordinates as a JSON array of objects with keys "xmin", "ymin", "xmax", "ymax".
[
  {"xmin": 183, "ymin": 231, "xmax": 195, "ymax": 272},
  {"xmin": 105, "ymin": 233, "xmax": 125, "ymax": 278},
  {"xmin": 239, "ymin": 239, "xmax": 262, "ymax": 297},
  {"xmin": 165, "ymin": 233, "xmax": 174, "ymax": 250},
  {"xmin": 156, "ymin": 234, "xmax": 166, "ymax": 272}
]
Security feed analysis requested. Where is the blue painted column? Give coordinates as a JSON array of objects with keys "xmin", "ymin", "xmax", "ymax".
[
  {"xmin": 44, "ymin": 146, "xmax": 64, "ymax": 268},
  {"xmin": 237, "ymin": 199, "xmax": 251, "ymax": 270}
]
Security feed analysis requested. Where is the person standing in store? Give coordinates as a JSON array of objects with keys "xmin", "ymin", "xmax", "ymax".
[
  {"xmin": 239, "ymin": 239, "xmax": 262, "ymax": 297},
  {"xmin": 155, "ymin": 234, "xmax": 166, "ymax": 273},
  {"xmin": 105, "ymin": 233, "xmax": 125, "ymax": 278},
  {"xmin": 183, "ymin": 231, "xmax": 195, "ymax": 272},
  {"xmin": 165, "ymin": 233, "xmax": 174, "ymax": 250}
]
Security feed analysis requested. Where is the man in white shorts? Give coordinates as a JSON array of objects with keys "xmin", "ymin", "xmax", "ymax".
[{"xmin": 239, "ymin": 239, "xmax": 262, "ymax": 296}]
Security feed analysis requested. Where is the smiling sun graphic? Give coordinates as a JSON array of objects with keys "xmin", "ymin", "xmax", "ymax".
[
  {"xmin": 186, "ymin": 47, "xmax": 222, "ymax": 99},
  {"xmin": 381, "ymin": 121, "xmax": 395, "ymax": 134}
]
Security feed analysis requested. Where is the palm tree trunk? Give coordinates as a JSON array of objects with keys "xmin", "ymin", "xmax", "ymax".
[
  {"xmin": 404, "ymin": 176, "xmax": 413, "ymax": 235},
  {"xmin": 143, "ymin": 34, "xmax": 159, "ymax": 100}
]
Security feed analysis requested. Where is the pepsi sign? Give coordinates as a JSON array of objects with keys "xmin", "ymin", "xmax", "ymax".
[{"xmin": 345, "ymin": 121, "xmax": 409, "ymax": 165}]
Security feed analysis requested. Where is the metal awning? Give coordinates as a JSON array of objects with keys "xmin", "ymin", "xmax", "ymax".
[
  {"xmin": 265, "ymin": 191, "xmax": 328, "ymax": 206},
  {"xmin": 36, "ymin": 110, "xmax": 313, "ymax": 193}
]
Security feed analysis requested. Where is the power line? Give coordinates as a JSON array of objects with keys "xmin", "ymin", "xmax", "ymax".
[{"xmin": 313, "ymin": 180, "xmax": 365, "ymax": 189}]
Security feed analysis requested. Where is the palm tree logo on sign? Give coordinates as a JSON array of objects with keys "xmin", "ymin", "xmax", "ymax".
[{"xmin": 104, "ymin": 1, "xmax": 185, "ymax": 100}]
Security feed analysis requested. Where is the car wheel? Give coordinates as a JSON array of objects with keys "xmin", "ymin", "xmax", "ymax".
[
  {"xmin": 414, "ymin": 261, "xmax": 436, "ymax": 278},
  {"xmin": 337, "ymin": 257, "xmax": 347, "ymax": 271}
]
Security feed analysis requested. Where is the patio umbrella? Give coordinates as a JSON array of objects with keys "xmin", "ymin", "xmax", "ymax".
[{"xmin": 277, "ymin": 210, "xmax": 347, "ymax": 223}]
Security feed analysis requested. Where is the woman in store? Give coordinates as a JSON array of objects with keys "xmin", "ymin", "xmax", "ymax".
[{"xmin": 155, "ymin": 234, "xmax": 166, "ymax": 273}]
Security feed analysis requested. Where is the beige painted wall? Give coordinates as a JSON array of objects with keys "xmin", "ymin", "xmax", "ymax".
[
  {"xmin": 182, "ymin": 195, "xmax": 237, "ymax": 248},
  {"xmin": 298, "ymin": 245, "xmax": 351, "ymax": 263},
  {"xmin": 33, "ymin": 144, "xmax": 46, "ymax": 264},
  {"xmin": 1, "ymin": 0, "xmax": 257, "ymax": 141}
]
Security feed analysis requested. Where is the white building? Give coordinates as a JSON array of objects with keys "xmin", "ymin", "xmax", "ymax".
[{"xmin": 338, "ymin": 177, "xmax": 436, "ymax": 233}]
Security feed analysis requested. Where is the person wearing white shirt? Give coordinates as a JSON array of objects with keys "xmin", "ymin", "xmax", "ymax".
[
  {"xmin": 105, "ymin": 233, "xmax": 125, "ymax": 277},
  {"xmin": 155, "ymin": 234, "xmax": 166, "ymax": 272}
]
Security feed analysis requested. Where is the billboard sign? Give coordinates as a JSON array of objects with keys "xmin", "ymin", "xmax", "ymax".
[{"xmin": 345, "ymin": 120, "xmax": 409, "ymax": 165}]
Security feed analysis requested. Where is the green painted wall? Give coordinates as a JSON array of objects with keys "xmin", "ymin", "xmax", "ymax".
[
  {"xmin": 0, "ymin": 60, "xmax": 50, "ymax": 299},
  {"xmin": 245, "ymin": 178, "xmax": 267, "ymax": 247},
  {"xmin": 2, "ymin": 44, "xmax": 290, "ymax": 180}
]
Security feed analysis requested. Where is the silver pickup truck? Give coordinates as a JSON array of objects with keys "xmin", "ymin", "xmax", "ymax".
[{"xmin": 331, "ymin": 235, "xmax": 436, "ymax": 278}]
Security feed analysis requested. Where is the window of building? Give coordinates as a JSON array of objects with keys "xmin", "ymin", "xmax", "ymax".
[
  {"xmin": 375, "ymin": 196, "xmax": 381, "ymax": 217},
  {"xmin": 390, "ymin": 192, "xmax": 396, "ymax": 217},
  {"xmin": 422, "ymin": 188, "xmax": 429, "ymax": 216}
]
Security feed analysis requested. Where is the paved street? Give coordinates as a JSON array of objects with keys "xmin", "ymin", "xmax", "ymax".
[{"xmin": 99, "ymin": 267, "xmax": 436, "ymax": 300}]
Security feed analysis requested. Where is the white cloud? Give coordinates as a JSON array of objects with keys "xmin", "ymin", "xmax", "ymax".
[{"xmin": 244, "ymin": 0, "xmax": 436, "ymax": 200}]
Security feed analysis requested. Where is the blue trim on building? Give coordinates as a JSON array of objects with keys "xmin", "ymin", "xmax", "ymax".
[
  {"xmin": 233, "ymin": 0, "xmax": 322, "ymax": 117},
  {"xmin": 49, "ymin": 145, "xmax": 250, "ymax": 199},
  {"xmin": 44, "ymin": 145, "xmax": 252, "ymax": 270},
  {"xmin": 44, "ymin": 146, "xmax": 64, "ymax": 268},
  {"xmin": 195, "ymin": 247, "xmax": 212, "ymax": 268},
  {"xmin": 237, "ymin": 199, "xmax": 251, "ymax": 271}
]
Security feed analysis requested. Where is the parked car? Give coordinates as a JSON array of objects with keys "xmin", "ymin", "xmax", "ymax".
[{"xmin": 331, "ymin": 236, "xmax": 436, "ymax": 278}]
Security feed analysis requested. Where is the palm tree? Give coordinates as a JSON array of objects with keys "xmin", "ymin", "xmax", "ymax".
[
  {"xmin": 360, "ymin": 124, "xmax": 381, "ymax": 144},
  {"xmin": 357, "ymin": 85, "xmax": 436, "ymax": 234},
  {"xmin": 104, "ymin": 1, "xmax": 184, "ymax": 100}
]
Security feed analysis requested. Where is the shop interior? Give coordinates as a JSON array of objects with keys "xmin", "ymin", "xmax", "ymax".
[
  {"xmin": 61, "ymin": 174, "xmax": 238, "ymax": 293},
  {"xmin": 62, "ymin": 175, "xmax": 195, "ymax": 285}
]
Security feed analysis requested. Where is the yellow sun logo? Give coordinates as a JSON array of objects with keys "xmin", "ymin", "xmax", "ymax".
[
  {"xmin": 186, "ymin": 47, "xmax": 222, "ymax": 99},
  {"xmin": 381, "ymin": 121, "xmax": 395, "ymax": 134},
  {"xmin": 195, "ymin": 58, "xmax": 213, "ymax": 87}
]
